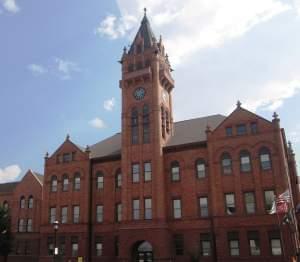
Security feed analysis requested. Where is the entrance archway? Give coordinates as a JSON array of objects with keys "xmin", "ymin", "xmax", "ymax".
[{"xmin": 132, "ymin": 241, "xmax": 153, "ymax": 262}]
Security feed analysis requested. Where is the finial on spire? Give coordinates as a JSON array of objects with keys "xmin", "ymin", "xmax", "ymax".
[
  {"xmin": 45, "ymin": 152, "xmax": 49, "ymax": 159},
  {"xmin": 85, "ymin": 145, "xmax": 91, "ymax": 153},
  {"xmin": 144, "ymin": 7, "xmax": 147, "ymax": 16},
  {"xmin": 236, "ymin": 100, "xmax": 242, "ymax": 108},
  {"xmin": 66, "ymin": 134, "xmax": 70, "ymax": 141},
  {"xmin": 272, "ymin": 112, "xmax": 278, "ymax": 120}
]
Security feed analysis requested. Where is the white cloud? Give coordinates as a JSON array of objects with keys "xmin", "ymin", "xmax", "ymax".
[
  {"xmin": 293, "ymin": 0, "xmax": 300, "ymax": 15},
  {"xmin": 89, "ymin": 117, "xmax": 106, "ymax": 129},
  {"xmin": 244, "ymin": 79, "xmax": 300, "ymax": 112},
  {"xmin": 28, "ymin": 64, "xmax": 47, "ymax": 76},
  {"xmin": 98, "ymin": 0, "xmax": 291, "ymax": 65},
  {"xmin": 95, "ymin": 14, "xmax": 137, "ymax": 39},
  {"xmin": 1, "ymin": 0, "xmax": 19, "ymax": 13},
  {"xmin": 54, "ymin": 58, "xmax": 81, "ymax": 80},
  {"xmin": 0, "ymin": 165, "xmax": 21, "ymax": 183},
  {"xmin": 104, "ymin": 97, "xmax": 116, "ymax": 111}
]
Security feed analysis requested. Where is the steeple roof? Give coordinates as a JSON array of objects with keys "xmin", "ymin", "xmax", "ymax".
[{"xmin": 128, "ymin": 9, "xmax": 157, "ymax": 54}]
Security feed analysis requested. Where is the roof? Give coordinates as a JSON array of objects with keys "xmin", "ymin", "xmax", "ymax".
[
  {"xmin": 90, "ymin": 114, "xmax": 226, "ymax": 159},
  {"xmin": 128, "ymin": 13, "xmax": 157, "ymax": 54},
  {"xmin": 33, "ymin": 172, "xmax": 44, "ymax": 184},
  {"xmin": 166, "ymin": 114, "xmax": 226, "ymax": 147},
  {"xmin": 0, "ymin": 182, "xmax": 18, "ymax": 193}
]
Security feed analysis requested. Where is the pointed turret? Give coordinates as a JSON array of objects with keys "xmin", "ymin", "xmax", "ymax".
[{"xmin": 128, "ymin": 8, "xmax": 157, "ymax": 54}]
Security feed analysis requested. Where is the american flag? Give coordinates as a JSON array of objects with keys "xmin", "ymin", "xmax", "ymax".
[{"xmin": 269, "ymin": 190, "xmax": 291, "ymax": 215}]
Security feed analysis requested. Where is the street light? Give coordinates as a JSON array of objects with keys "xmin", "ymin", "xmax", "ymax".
[{"xmin": 53, "ymin": 220, "xmax": 59, "ymax": 259}]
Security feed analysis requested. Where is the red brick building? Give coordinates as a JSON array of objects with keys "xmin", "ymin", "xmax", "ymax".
[{"xmin": 1, "ymin": 11, "xmax": 300, "ymax": 262}]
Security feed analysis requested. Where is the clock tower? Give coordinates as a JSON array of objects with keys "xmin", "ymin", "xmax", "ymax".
[{"xmin": 119, "ymin": 8, "xmax": 174, "ymax": 230}]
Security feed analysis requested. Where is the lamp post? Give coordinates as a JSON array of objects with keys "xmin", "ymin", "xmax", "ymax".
[{"xmin": 53, "ymin": 220, "xmax": 59, "ymax": 260}]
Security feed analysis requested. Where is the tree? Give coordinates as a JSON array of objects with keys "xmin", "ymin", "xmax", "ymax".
[{"xmin": 0, "ymin": 206, "xmax": 12, "ymax": 262}]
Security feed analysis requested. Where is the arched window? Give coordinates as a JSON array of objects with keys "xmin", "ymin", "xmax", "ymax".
[
  {"xmin": 131, "ymin": 107, "xmax": 139, "ymax": 144},
  {"xmin": 20, "ymin": 196, "xmax": 25, "ymax": 209},
  {"xmin": 196, "ymin": 159, "xmax": 206, "ymax": 178},
  {"xmin": 171, "ymin": 161, "xmax": 180, "ymax": 181},
  {"xmin": 221, "ymin": 153, "xmax": 232, "ymax": 175},
  {"xmin": 259, "ymin": 147, "xmax": 271, "ymax": 170},
  {"xmin": 166, "ymin": 110, "xmax": 170, "ymax": 134},
  {"xmin": 73, "ymin": 173, "xmax": 81, "ymax": 191},
  {"xmin": 3, "ymin": 201, "xmax": 8, "ymax": 210},
  {"xmin": 96, "ymin": 172, "xmax": 104, "ymax": 189},
  {"xmin": 161, "ymin": 107, "xmax": 165, "ymax": 138},
  {"xmin": 62, "ymin": 174, "xmax": 69, "ymax": 191},
  {"xmin": 28, "ymin": 196, "xmax": 34, "ymax": 209},
  {"xmin": 143, "ymin": 104, "xmax": 150, "ymax": 143},
  {"xmin": 51, "ymin": 176, "xmax": 58, "ymax": 192},
  {"xmin": 240, "ymin": 150, "xmax": 251, "ymax": 172},
  {"xmin": 115, "ymin": 169, "xmax": 122, "ymax": 188}
]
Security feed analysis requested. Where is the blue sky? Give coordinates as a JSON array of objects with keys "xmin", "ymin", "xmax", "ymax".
[{"xmin": 0, "ymin": 0, "xmax": 300, "ymax": 182}]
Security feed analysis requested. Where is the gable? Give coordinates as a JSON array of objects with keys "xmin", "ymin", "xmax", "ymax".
[{"xmin": 212, "ymin": 106, "xmax": 273, "ymax": 138}]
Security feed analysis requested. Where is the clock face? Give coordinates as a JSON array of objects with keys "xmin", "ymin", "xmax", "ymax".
[{"xmin": 133, "ymin": 87, "xmax": 146, "ymax": 100}]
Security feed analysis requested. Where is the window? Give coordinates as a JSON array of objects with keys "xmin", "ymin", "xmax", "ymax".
[
  {"xmin": 132, "ymin": 163, "xmax": 140, "ymax": 183},
  {"xmin": 200, "ymin": 233, "xmax": 212, "ymax": 256},
  {"xmin": 73, "ymin": 206, "xmax": 80, "ymax": 223},
  {"xmin": 73, "ymin": 173, "xmax": 80, "ymax": 191},
  {"xmin": 240, "ymin": 151, "xmax": 251, "ymax": 172},
  {"xmin": 28, "ymin": 196, "xmax": 33, "ymax": 209},
  {"xmin": 51, "ymin": 176, "xmax": 58, "ymax": 192},
  {"xmin": 115, "ymin": 236, "xmax": 119, "ymax": 256},
  {"xmin": 132, "ymin": 199, "xmax": 140, "ymax": 220},
  {"xmin": 20, "ymin": 196, "xmax": 25, "ymax": 209},
  {"xmin": 96, "ymin": 172, "xmax": 104, "ymax": 189},
  {"xmin": 115, "ymin": 169, "xmax": 122, "ymax": 188},
  {"xmin": 161, "ymin": 107, "xmax": 166, "ymax": 138},
  {"xmin": 269, "ymin": 231, "xmax": 282, "ymax": 255},
  {"xmin": 27, "ymin": 219, "xmax": 33, "ymax": 232},
  {"xmin": 3, "ymin": 201, "xmax": 8, "ymax": 210},
  {"xmin": 171, "ymin": 161, "xmax": 180, "ymax": 181},
  {"xmin": 96, "ymin": 205, "xmax": 103, "ymax": 223},
  {"xmin": 226, "ymin": 127, "xmax": 233, "ymax": 136},
  {"xmin": 63, "ymin": 153, "xmax": 71, "ymax": 163},
  {"xmin": 143, "ymin": 104, "xmax": 150, "ymax": 143},
  {"xmin": 61, "ymin": 207, "xmax": 68, "ymax": 224},
  {"xmin": 264, "ymin": 190, "xmax": 275, "ymax": 213},
  {"xmin": 260, "ymin": 147, "xmax": 271, "ymax": 170},
  {"xmin": 196, "ymin": 159, "xmax": 206, "ymax": 178},
  {"xmin": 95, "ymin": 237, "xmax": 103, "ymax": 256},
  {"xmin": 250, "ymin": 122, "xmax": 257, "ymax": 134},
  {"xmin": 62, "ymin": 174, "xmax": 69, "ymax": 191},
  {"xmin": 144, "ymin": 198, "xmax": 152, "ymax": 219},
  {"xmin": 173, "ymin": 199, "xmax": 182, "ymax": 219},
  {"xmin": 228, "ymin": 232, "xmax": 239, "ymax": 256},
  {"xmin": 18, "ymin": 219, "xmax": 25, "ymax": 232},
  {"xmin": 131, "ymin": 108, "xmax": 139, "ymax": 144},
  {"xmin": 59, "ymin": 236, "xmax": 66, "ymax": 256},
  {"xmin": 225, "ymin": 193, "xmax": 236, "ymax": 215},
  {"xmin": 174, "ymin": 234, "xmax": 184, "ymax": 255},
  {"xmin": 221, "ymin": 153, "xmax": 232, "ymax": 175},
  {"xmin": 166, "ymin": 110, "xmax": 170, "ymax": 134},
  {"xmin": 116, "ymin": 203, "xmax": 122, "ymax": 222},
  {"xmin": 248, "ymin": 231, "xmax": 260, "ymax": 256},
  {"xmin": 144, "ymin": 162, "xmax": 152, "ymax": 182},
  {"xmin": 236, "ymin": 124, "xmax": 247, "ymax": 135},
  {"xmin": 199, "ymin": 197, "xmax": 209, "ymax": 217},
  {"xmin": 47, "ymin": 237, "xmax": 54, "ymax": 255},
  {"xmin": 49, "ymin": 207, "xmax": 56, "ymax": 224},
  {"xmin": 56, "ymin": 154, "xmax": 61, "ymax": 164},
  {"xmin": 244, "ymin": 192, "xmax": 255, "ymax": 214},
  {"xmin": 71, "ymin": 237, "xmax": 79, "ymax": 257}
]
